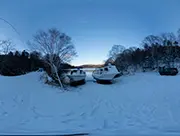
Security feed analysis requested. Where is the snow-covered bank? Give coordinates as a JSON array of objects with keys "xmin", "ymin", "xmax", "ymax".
[{"xmin": 1, "ymin": 72, "xmax": 180, "ymax": 135}]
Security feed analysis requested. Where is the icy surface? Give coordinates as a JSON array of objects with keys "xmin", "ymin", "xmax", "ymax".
[{"xmin": 1, "ymin": 72, "xmax": 180, "ymax": 135}]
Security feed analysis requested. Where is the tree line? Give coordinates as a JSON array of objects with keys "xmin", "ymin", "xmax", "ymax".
[{"xmin": 107, "ymin": 29, "xmax": 180, "ymax": 73}]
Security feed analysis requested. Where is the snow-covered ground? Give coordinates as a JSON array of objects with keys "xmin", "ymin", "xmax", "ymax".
[{"xmin": 1, "ymin": 71, "xmax": 180, "ymax": 135}]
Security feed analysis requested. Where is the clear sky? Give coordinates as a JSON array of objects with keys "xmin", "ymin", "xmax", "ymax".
[{"xmin": 1, "ymin": 0, "xmax": 180, "ymax": 65}]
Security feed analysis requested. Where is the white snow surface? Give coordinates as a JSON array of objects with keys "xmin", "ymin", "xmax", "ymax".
[{"xmin": 1, "ymin": 72, "xmax": 180, "ymax": 135}]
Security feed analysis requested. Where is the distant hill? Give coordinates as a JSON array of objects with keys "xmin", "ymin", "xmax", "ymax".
[{"xmin": 75, "ymin": 64, "xmax": 104, "ymax": 68}]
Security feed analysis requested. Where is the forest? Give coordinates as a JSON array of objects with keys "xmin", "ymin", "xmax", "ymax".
[{"xmin": 106, "ymin": 28, "xmax": 180, "ymax": 73}]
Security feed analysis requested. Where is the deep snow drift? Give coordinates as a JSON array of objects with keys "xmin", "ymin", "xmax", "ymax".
[{"xmin": 1, "ymin": 71, "xmax": 180, "ymax": 135}]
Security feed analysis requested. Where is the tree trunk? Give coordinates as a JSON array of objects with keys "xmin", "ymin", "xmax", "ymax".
[{"xmin": 52, "ymin": 63, "xmax": 64, "ymax": 90}]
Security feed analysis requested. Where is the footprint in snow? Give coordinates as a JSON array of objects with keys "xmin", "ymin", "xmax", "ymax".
[
  {"xmin": 0, "ymin": 101, "xmax": 4, "ymax": 105},
  {"xmin": 62, "ymin": 111, "xmax": 74, "ymax": 117},
  {"xmin": 61, "ymin": 118, "xmax": 75, "ymax": 123},
  {"xmin": 78, "ymin": 124, "xmax": 85, "ymax": 128},
  {"xmin": 2, "ymin": 112, "xmax": 8, "ymax": 116},
  {"xmin": 34, "ymin": 115, "xmax": 39, "ymax": 119},
  {"xmin": 103, "ymin": 119, "xmax": 109, "ymax": 129},
  {"xmin": 20, "ymin": 119, "xmax": 30, "ymax": 125},
  {"xmin": 80, "ymin": 112, "xmax": 86, "ymax": 118},
  {"xmin": 79, "ymin": 105, "xmax": 85, "ymax": 109}
]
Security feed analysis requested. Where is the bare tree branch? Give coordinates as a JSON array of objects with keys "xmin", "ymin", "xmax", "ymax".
[
  {"xmin": 0, "ymin": 39, "xmax": 15, "ymax": 54},
  {"xmin": 28, "ymin": 28, "xmax": 77, "ymax": 90},
  {"xmin": 108, "ymin": 45, "xmax": 125, "ymax": 61}
]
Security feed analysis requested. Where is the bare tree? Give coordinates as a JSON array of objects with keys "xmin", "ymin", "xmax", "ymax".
[
  {"xmin": 108, "ymin": 45, "xmax": 125, "ymax": 61},
  {"xmin": 160, "ymin": 32, "xmax": 176, "ymax": 43},
  {"xmin": 160, "ymin": 32, "xmax": 177, "ymax": 67},
  {"xmin": 177, "ymin": 28, "xmax": 180, "ymax": 44},
  {"xmin": 142, "ymin": 35, "xmax": 162, "ymax": 48},
  {"xmin": 28, "ymin": 28, "xmax": 77, "ymax": 90},
  {"xmin": 0, "ymin": 39, "xmax": 15, "ymax": 54},
  {"xmin": 104, "ymin": 57, "xmax": 114, "ymax": 65},
  {"xmin": 141, "ymin": 35, "xmax": 163, "ymax": 68}
]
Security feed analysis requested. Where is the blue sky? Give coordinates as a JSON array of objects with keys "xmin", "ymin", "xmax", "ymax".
[{"xmin": 1, "ymin": 0, "xmax": 180, "ymax": 65}]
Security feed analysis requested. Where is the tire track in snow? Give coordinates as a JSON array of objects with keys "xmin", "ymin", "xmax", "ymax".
[
  {"xmin": 90, "ymin": 97, "xmax": 102, "ymax": 117},
  {"xmin": 90, "ymin": 105, "xmax": 99, "ymax": 117},
  {"xmin": 123, "ymin": 103, "xmax": 161, "ymax": 132},
  {"xmin": 30, "ymin": 106, "xmax": 54, "ymax": 119}
]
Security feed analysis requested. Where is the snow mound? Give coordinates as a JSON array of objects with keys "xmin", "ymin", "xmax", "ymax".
[{"xmin": 1, "ymin": 72, "xmax": 180, "ymax": 135}]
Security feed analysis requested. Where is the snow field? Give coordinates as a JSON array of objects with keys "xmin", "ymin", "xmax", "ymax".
[{"xmin": 0, "ymin": 72, "xmax": 180, "ymax": 135}]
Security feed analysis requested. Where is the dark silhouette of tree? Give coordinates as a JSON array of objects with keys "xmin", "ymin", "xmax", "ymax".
[
  {"xmin": 108, "ymin": 45, "xmax": 125, "ymax": 61},
  {"xmin": 0, "ymin": 39, "xmax": 15, "ymax": 54}
]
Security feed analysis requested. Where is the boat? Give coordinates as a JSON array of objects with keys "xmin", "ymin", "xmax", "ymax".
[
  {"xmin": 67, "ymin": 68, "xmax": 86, "ymax": 86},
  {"xmin": 92, "ymin": 63, "xmax": 121, "ymax": 83}
]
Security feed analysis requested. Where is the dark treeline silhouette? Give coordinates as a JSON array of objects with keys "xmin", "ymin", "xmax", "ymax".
[
  {"xmin": 0, "ymin": 50, "xmax": 74, "ymax": 76},
  {"xmin": 77, "ymin": 64, "xmax": 104, "ymax": 68},
  {"xmin": 106, "ymin": 29, "xmax": 180, "ymax": 73},
  {"xmin": 0, "ymin": 50, "xmax": 41, "ymax": 76},
  {"xmin": 114, "ymin": 45, "xmax": 180, "ymax": 72}
]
